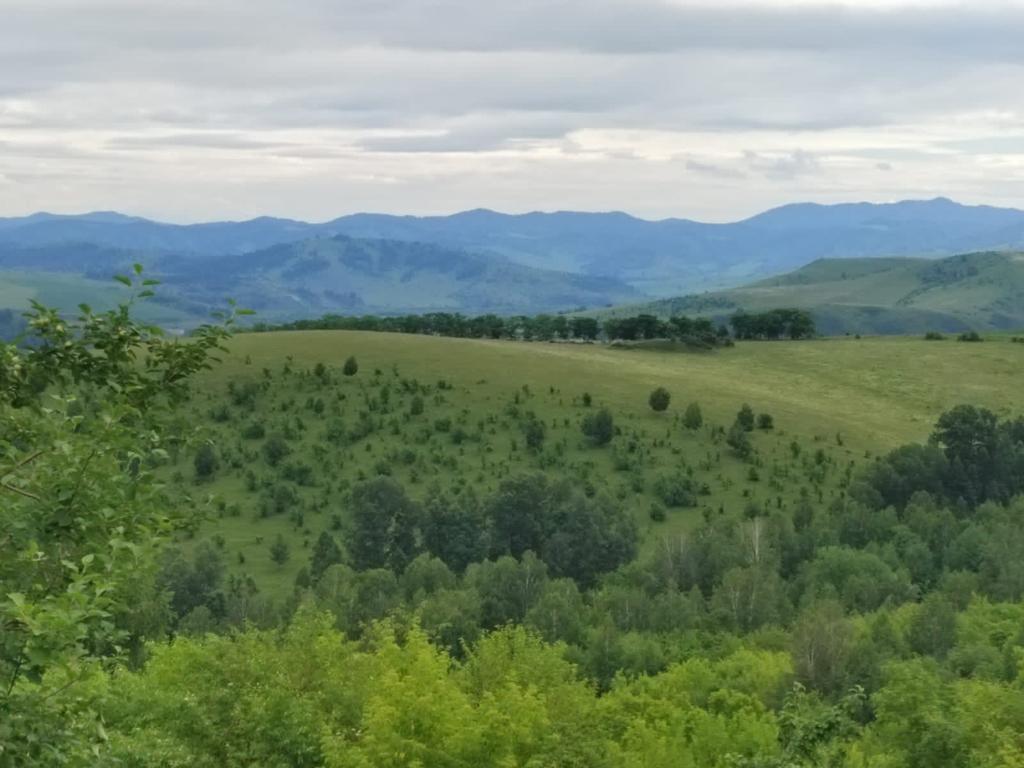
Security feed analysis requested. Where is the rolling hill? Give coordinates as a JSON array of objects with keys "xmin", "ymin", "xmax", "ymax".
[
  {"xmin": 0, "ymin": 235, "xmax": 641, "ymax": 327},
  {"xmin": 5, "ymin": 198, "xmax": 1024, "ymax": 297},
  {"xmin": 604, "ymin": 251, "xmax": 1024, "ymax": 335},
  {"xmin": 173, "ymin": 328, "xmax": 1024, "ymax": 599}
]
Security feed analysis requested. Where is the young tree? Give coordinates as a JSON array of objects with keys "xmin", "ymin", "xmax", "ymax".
[
  {"xmin": 193, "ymin": 442, "xmax": 219, "ymax": 480},
  {"xmin": 262, "ymin": 433, "xmax": 291, "ymax": 467},
  {"xmin": 342, "ymin": 355, "xmax": 359, "ymax": 376},
  {"xmin": 757, "ymin": 413, "xmax": 775, "ymax": 430},
  {"xmin": 683, "ymin": 402, "xmax": 704, "ymax": 430},
  {"xmin": 270, "ymin": 534, "xmax": 290, "ymax": 565},
  {"xmin": 648, "ymin": 387, "xmax": 671, "ymax": 413},
  {"xmin": 522, "ymin": 416, "xmax": 546, "ymax": 452},
  {"xmin": 582, "ymin": 407, "xmax": 615, "ymax": 446},
  {"xmin": 727, "ymin": 420, "xmax": 753, "ymax": 459},
  {"xmin": 736, "ymin": 403, "xmax": 755, "ymax": 431},
  {"xmin": 310, "ymin": 531, "xmax": 344, "ymax": 580}
]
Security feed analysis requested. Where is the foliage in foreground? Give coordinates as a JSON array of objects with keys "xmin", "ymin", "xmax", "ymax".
[{"xmin": 0, "ymin": 272, "xmax": 242, "ymax": 764}]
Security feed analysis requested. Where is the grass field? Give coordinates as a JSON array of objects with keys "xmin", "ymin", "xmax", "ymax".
[{"xmin": 173, "ymin": 330, "xmax": 1024, "ymax": 599}]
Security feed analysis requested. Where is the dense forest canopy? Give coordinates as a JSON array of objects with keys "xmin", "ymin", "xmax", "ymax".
[{"xmin": 3, "ymin": 282, "xmax": 1024, "ymax": 766}]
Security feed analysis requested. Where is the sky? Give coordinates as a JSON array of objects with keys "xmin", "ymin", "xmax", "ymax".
[{"xmin": 2, "ymin": 0, "xmax": 1024, "ymax": 223}]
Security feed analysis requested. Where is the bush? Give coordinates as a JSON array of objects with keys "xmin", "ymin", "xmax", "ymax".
[
  {"xmin": 269, "ymin": 534, "xmax": 290, "ymax": 565},
  {"xmin": 581, "ymin": 408, "xmax": 614, "ymax": 446},
  {"xmin": 683, "ymin": 402, "xmax": 703, "ymax": 430},
  {"xmin": 342, "ymin": 356, "xmax": 359, "ymax": 375},
  {"xmin": 193, "ymin": 443, "xmax": 218, "ymax": 480},
  {"xmin": 648, "ymin": 387, "xmax": 671, "ymax": 413},
  {"xmin": 652, "ymin": 473, "xmax": 697, "ymax": 507},
  {"xmin": 757, "ymin": 413, "xmax": 774, "ymax": 430},
  {"xmin": 957, "ymin": 331, "xmax": 983, "ymax": 342},
  {"xmin": 924, "ymin": 331, "xmax": 946, "ymax": 341},
  {"xmin": 523, "ymin": 417, "xmax": 546, "ymax": 452},
  {"xmin": 736, "ymin": 404, "xmax": 755, "ymax": 431},
  {"xmin": 727, "ymin": 420, "xmax": 753, "ymax": 459},
  {"xmin": 241, "ymin": 420, "xmax": 266, "ymax": 440},
  {"xmin": 263, "ymin": 434, "xmax": 291, "ymax": 466}
]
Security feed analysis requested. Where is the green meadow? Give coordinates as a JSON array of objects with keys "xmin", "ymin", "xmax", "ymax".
[{"xmin": 172, "ymin": 330, "xmax": 1024, "ymax": 598}]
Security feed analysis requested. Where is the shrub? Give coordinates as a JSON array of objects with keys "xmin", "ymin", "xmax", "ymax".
[
  {"xmin": 582, "ymin": 408, "xmax": 614, "ymax": 446},
  {"xmin": 263, "ymin": 434, "xmax": 291, "ymax": 466},
  {"xmin": 648, "ymin": 387, "xmax": 671, "ymax": 413},
  {"xmin": 193, "ymin": 443, "xmax": 218, "ymax": 480},
  {"xmin": 683, "ymin": 402, "xmax": 703, "ymax": 430},
  {"xmin": 957, "ymin": 331, "xmax": 983, "ymax": 342},
  {"xmin": 652, "ymin": 472, "xmax": 697, "ymax": 507},
  {"xmin": 757, "ymin": 413, "xmax": 774, "ymax": 430},
  {"xmin": 736, "ymin": 404, "xmax": 755, "ymax": 431},
  {"xmin": 241, "ymin": 421, "xmax": 266, "ymax": 440},
  {"xmin": 269, "ymin": 534, "xmax": 290, "ymax": 565},
  {"xmin": 727, "ymin": 421, "xmax": 753, "ymax": 459},
  {"xmin": 523, "ymin": 417, "xmax": 546, "ymax": 452},
  {"xmin": 342, "ymin": 356, "xmax": 359, "ymax": 375},
  {"xmin": 924, "ymin": 331, "xmax": 946, "ymax": 341}
]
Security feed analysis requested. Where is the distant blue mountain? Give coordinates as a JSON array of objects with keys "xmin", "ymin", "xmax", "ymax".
[{"xmin": 3, "ymin": 198, "xmax": 1024, "ymax": 297}]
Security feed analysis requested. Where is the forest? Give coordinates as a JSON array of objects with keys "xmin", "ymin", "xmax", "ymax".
[{"xmin": 3, "ymin": 284, "xmax": 1024, "ymax": 767}]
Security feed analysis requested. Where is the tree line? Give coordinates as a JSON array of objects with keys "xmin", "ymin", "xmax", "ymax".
[
  {"xmin": 247, "ymin": 308, "xmax": 816, "ymax": 344},
  {"xmin": 729, "ymin": 308, "xmax": 816, "ymax": 340}
]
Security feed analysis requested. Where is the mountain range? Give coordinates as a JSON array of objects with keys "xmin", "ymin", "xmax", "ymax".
[{"xmin": 2, "ymin": 197, "xmax": 1024, "ymax": 329}]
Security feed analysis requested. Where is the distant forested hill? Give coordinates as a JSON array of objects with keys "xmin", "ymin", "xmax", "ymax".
[
  {"xmin": 4, "ymin": 197, "xmax": 1024, "ymax": 297},
  {"xmin": 0, "ymin": 234, "xmax": 641, "ymax": 323},
  {"xmin": 602, "ymin": 251, "xmax": 1024, "ymax": 335}
]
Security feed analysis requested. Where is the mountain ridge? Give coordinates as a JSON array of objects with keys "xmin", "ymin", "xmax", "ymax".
[{"xmin": 4, "ymin": 197, "xmax": 1024, "ymax": 297}]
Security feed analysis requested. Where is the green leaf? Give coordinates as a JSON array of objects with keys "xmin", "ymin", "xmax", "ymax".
[
  {"xmin": 142, "ymin": 279, "xmax": 161, "ymax": 286},
  {"xmin": 113, "ymin": 275, "xmax": 132, "ymax": 287},
  {"xmin": 133, "ymin": 262, "xmax": 143, "ymax": 275}
]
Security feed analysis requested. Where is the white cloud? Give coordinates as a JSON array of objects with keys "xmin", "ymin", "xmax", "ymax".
[{"xmin": 0, "ymin": 0, "xmax": 1023, "ymax": 221}]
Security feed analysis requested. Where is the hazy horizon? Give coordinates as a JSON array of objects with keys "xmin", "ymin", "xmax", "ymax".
[{"xmin": 0, "ymin": 195, "xmax": 1006, "ymax": 227}]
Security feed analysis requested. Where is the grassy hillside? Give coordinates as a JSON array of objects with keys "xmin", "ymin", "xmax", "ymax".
[
  {"xmin": 171, "ymin": 330, "xmax": 1024, "ymax": 599},
  {"xmin": 605, "ymin": 251, "xmax": 1024, "ymax": 334}
]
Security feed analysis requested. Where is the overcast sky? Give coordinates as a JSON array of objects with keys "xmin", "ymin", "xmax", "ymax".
[{"xmin": 2, "ymin": 0, "xmax": 1024, "ymax": 222}]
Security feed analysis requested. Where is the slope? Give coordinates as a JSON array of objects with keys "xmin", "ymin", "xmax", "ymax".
[{"xmin": 608, "ymin": 251, "xmax": 1024, "ymax": 335}]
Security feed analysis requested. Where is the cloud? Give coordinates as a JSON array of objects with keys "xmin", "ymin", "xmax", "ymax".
[
  {"xmin": 1, "ymin": 1, "xmax": 1023, "ymax": 220},
  {"xmin": 744, "ymin": 150, "xmax": 822, "ymax": 180}
]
